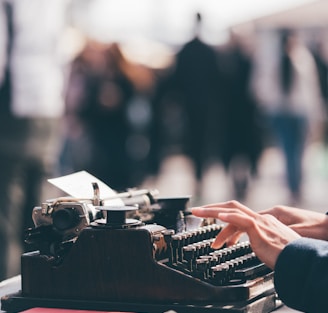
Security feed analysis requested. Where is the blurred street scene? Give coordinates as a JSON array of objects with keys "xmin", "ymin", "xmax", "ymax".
[
  {"xmin": 2, "ymin": 0, "xmax": 328, "ymax": 282},
  {"xmin": 149, "ymin": 143, "xmax": 328, "ymax": 213}
]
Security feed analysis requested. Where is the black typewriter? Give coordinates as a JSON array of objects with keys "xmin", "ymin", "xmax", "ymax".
[{"xmin": 1, "ymin": 184, "xmax": 282, "ymax": 313}]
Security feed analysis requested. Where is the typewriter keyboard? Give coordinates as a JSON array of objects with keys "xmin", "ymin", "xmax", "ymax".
[
  {"xmin": 10, "ymin": 221, "xmax": 280, "ymax": 313},
  {"xmin": 162, "ymin": 224, "xmax": 272, "ymax": 286}
]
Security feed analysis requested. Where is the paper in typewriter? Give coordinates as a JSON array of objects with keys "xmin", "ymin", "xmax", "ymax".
[{"xmin": 48, "ymin": 170, "xmax": 123, "ymax": 205}]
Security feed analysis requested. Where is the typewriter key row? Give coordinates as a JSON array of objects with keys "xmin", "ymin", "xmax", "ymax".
[{"xmin": 162, "ymin": 225, "xmax": 271, "ymax": 286}]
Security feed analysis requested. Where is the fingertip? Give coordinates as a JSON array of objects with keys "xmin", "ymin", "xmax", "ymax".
[
  {"xmin": 211, "ymin": 243, "xmax": 220, "ymax": 250},
  {"xmin": 211, "ymin": 237, "xmax": 224, "ymax": 250},
  {"xmin": 191, "ymin": 207, "xmax": 202, "ymax": 215}
]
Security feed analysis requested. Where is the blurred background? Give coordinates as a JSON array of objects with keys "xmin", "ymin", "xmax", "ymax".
[
  {"xmin": 2, "ymin": 0, "xmax": 328, "ymax": 280},
  {"xmin": 61, "ymin": 0, "xmax": 328, "ymax": 208}
]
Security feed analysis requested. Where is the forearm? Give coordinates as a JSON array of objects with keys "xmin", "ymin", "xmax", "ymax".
[
  {"xmin": 291, "ymin": 213, "xmax": 328, "ymax": 241},
  {"xmin": 260, "ymin": 206, "xmax": 328, "ymax": 241},
  {"xmin": 274, "ymin": 237, "xmax": 328, "ymax": 313}
]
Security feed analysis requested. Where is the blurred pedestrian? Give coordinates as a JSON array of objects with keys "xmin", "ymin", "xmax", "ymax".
[
  {"xmin": 253, "ymin": 28, "xmax": 325, "ymax": 204},
  {"xmin": 63, "ymin": 42, "xmax": 136, "ymax": 191},
  {"xmin": 152, "ymin": 12, "xmax": 222, "ymax": 197},
  {"xmin": 215, "ymin": 31, "xmax": 264, "ymax": 200},
  {"xmin": 0, "ymin": 0, "xmax": 71, "ymax": 280},
  {"xmin": 61, "ymin": 40, "xmax": 106, "ymax": 176}
]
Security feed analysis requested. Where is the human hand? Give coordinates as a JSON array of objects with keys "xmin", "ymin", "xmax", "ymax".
[
  {"xmin": 260, "ymin": 205, "xmax": 328, "ymax": 241},
  {"xmin": 192, "ymin": 200, "xmax": 301, "ymax": 269}
]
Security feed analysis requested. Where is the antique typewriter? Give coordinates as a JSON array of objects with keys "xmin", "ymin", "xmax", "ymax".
[{"xmin": 1, "ymin": 175, "xmax": 282, "ymax": 313}]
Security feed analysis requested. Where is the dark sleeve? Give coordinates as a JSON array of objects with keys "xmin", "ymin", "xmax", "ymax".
[{"xmin": 274, "ymin": 237, "xmax": 328, "ymax": 313}]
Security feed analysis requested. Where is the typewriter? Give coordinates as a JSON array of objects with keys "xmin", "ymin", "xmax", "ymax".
[{"xmin": 1, "ymin": 173, "xmax": 282, "ymax": 313}]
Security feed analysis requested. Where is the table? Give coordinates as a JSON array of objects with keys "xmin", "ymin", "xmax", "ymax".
[{"xmin": 0, "ymin": 276, "xmax": 300, "ymax": 313}]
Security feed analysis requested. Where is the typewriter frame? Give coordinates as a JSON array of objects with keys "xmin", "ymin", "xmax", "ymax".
[
  {"xmin": 2, "ymin": 224, "xmax": 281, "ymax": 313},
  {"xmin": 1, "ymin": 189, "xmax": 282, "ymax": 313}
]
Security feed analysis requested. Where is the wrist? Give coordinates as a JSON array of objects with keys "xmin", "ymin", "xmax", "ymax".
[{"xmin": 320, "ymin": 213, "xmax": 328, "ymax": 241}]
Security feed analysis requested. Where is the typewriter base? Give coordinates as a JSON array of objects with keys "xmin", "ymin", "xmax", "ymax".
[{"xmin": 2, "ymin": 291, "xmax": 282, "ymax": 313}]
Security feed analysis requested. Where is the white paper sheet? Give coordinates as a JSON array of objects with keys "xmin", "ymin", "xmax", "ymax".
[{"xmin": 48, "ymin": 170, "xmax": 123, "ymax": 205}]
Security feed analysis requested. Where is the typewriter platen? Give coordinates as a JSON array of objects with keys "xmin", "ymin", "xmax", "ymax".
[{"xmin": 1, "ymin": 177, "xmax": 282, "ymax": 313}]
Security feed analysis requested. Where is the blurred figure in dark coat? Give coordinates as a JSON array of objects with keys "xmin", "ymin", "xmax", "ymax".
[
  {"xmin": 151, "ymin": 12, "xmax": 222, "ymax": 196},
  {"xmin": 216, "ymin": 31, "xmax": 264, "ymax": 200},
  {"xmin": 173, "ymin": 13, "xmax": 222, "ymax": 183},
  {"xmin": 63, "ymin": 41, "xmax": 135, "ymax": 191}
]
